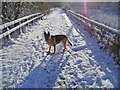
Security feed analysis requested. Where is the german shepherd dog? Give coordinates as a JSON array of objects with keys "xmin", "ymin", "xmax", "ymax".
[{"xmin": 44, "ymin": 31, "xmax": 72, "ymax": 54}]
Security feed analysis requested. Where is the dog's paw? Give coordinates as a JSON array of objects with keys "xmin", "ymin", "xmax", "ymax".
[
  {"xmin": 47, "ymin": 51, "xmax": 50, "ymax": 53},
  {"xmin": 51, "ymin": 52, "xmax": 55, "ymax": 55},
  {"xmin": 63, "ymin": 49, "xmax": 65, "ymax": 52},
  {"xmin": 47, "ymin": 51, "xmax": 50, "ymax": 55}
]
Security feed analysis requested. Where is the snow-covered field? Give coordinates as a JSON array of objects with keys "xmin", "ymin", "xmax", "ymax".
[{"xmin": 0, "ymin": 8, "xmax": 119, "ymax": 88}]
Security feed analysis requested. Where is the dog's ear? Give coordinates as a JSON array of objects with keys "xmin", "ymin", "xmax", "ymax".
[
  {"xmin": 48, "ymin": 31, "xmax": 50, "ymax": 35},
  {"xmin": 44, "ymin": 31, "xmax": 46, "ymax": 36}
]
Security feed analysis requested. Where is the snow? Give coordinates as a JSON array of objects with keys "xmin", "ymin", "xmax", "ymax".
[
  {"xmin": 68, "ymin": 10, "xmax": 119, "ymax": 34},
  {"xmin": 1, "ymin": 13, "xmax": 40, "ymax": 29},
  {"xmin": 0, "ymin": 55, "xmax": 2, "ymax": 89},
  {"xmin": 0, "ymin": 13, "xmax": 43, "ymax": 39},
  {"xmin": 71, "ymin": 3, "xmax": 118, "ymax": 30},
  {"xmin": 0, "ymin": 8, "xmax": 118, "ymax": 89}
]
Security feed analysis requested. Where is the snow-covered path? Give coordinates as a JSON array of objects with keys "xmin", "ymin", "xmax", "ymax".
[{"xmin": 0, "ymin": 8, "xmax": 118, "ymax": 88}]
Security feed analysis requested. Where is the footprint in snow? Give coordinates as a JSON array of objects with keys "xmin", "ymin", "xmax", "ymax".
[
  {"xmin": 59, "ymin": 75, "xmax": 65, "ymax": 80},
  {"xmin": 96, "ymin": 77, "xmax": 103, "ymax": 86},
  {"xmin": 72, "ymin": 45, "xmax": 87, "ymax": 52},
  {"xmin": 75, "ymin": 60, "xmax": 83, "ymax": 65}
]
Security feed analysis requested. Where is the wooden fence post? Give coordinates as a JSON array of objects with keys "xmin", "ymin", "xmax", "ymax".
[
  {"xmin": 100, "ymin": 28, "xmax": 104, "ymax": 44},
  {"xmin": 114, "ymin": 35, "xmax": 120, "ymax": 64},
  {"xmin": 88, "ymin": 22, "xmax": 93, "ymax": 36},
  {"xmin": 23, "ymin": 25, "xmax": 26, "ymax": 33}
]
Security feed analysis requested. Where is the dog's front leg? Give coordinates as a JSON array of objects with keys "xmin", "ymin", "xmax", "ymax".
[
  {"xmin": 53, "ymin": 45, "xmax": 56, "ymax": 54},
  {"xmin": 48, "ymin": 45, "xmax": 51, "ymax": 53}
]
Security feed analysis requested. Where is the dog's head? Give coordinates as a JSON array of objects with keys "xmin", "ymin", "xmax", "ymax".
[{"xmin": 44, "ymin": 31, "xmax": 51, "ymax": 41}]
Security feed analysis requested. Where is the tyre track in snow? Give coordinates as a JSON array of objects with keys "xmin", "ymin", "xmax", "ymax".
[{"xmin": 0, "ymin": 8, "xmax": 118, "ymax": 88}]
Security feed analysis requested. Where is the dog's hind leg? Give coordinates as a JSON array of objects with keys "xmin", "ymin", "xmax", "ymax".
[{"xmin": 63, "ymin": 43, "xmax": 66, "ymax": 52}]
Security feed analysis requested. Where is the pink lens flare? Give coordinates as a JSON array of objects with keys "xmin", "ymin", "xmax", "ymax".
[{"xmin": 84, "ymin": 0, "xmax": 87, "ymax": 17}]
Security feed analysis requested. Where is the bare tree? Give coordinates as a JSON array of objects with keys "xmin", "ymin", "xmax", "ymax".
[{"xmin": 1, "ymin": 2, "xmax": 51, "ymax": 24}]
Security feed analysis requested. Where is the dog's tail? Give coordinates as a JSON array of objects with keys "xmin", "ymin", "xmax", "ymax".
[{"xmin": 67, "ymin": 40, "xmax": 72, "ymax": 46}]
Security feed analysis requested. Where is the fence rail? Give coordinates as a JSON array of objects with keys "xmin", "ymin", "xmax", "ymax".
[
  {"xmin": 67, "ymin": 10, "xmax": 120, "ymax": 63},
  {"xmin": 0, "ymin": 12, "xmax": 46, "ymax": 88},
  {"xmin": 0, "ymin": 13, "xmax": 44, "ymax": 39}
]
